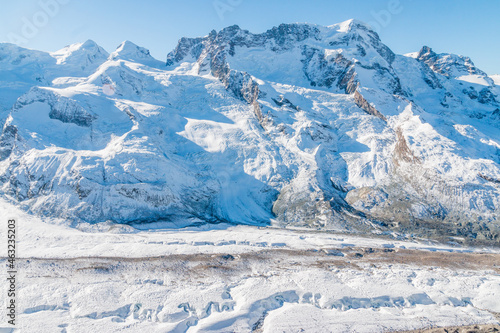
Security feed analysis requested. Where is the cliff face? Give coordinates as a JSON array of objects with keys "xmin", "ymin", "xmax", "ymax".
[{"xmin": 0, "ymin": 20, "xmax": 499, "ymax": 243}]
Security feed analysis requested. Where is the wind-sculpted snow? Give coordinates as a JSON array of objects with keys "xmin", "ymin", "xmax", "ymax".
[{"xmin": 0, "ymin": 20, "xmax": 500, "ymax": 243}]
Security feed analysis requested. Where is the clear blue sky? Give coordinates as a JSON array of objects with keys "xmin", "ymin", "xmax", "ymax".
[{"xmin": 1, "ymin": 0, "xmax": 499, "ymax": 74}]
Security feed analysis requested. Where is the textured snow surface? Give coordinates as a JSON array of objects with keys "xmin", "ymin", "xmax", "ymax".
[{"xmin": 1, "ymin": 199, "xmax": 499, "ymax": 332}]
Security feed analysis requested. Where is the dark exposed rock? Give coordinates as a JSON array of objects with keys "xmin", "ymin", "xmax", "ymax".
[
  {"xmin": 358, "ymin": 62, "xmax": 405, "ymax": 96},
  {"xmin": 420, "ymin": 62, "xmax": 443, "ymax": 89},
  {"xmin": 416, "ymin": 46, "xmax": 486, "ymax": 77},
  {"xmin": 353, "ymin": 90, "xmax": 387, "ymax": 121},
  {"xmin": 393, "ymin": 128, "xmax": 421, "ymax": 164},
  {"xmin": 302, "ymin": 46, "xmax": 359, "ymax": 91},
  {"xmin": 166, "ymin": 22, "xmax": 400, "ymax": 103},
  {"xmin": 166, "ymin": 37, "xmax": 204, "ymax": 66},
  {"xmin": 0, "ymin": 124, "xmax": 18, "ymax": 161},
  {"xmin": 493, "ymin": 108, "xmax": 500, "ymax": 118},
  {"xmin": 168, "ymin": 25, "xmax": 266, "ymax": 126},
  {"xmin": 265, "ymin": 23, "xmax": 321, "ymax": 50},
  {"xmin": 478, "ymin": 88, "xmax": 497, "ymax": 105},
  {"xmin": 478, "ymin": 173, "xmax": 500, "ymax": 185},
  {"xmin": 462, "ymin": 86, "xmax": 479, "ymax": 100},
  {"xmin": 337, "ymin": 65, "xmax": 358, "ymax": 94},
  {"xmin": 272, "ymin": 96, "xmax": 300, "ymax": 111}
]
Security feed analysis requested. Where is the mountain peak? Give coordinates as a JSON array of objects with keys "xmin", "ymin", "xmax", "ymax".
[
  {"xmin": 334, "ymin": 19, "xmax": 374, "ymax": 33},
  {"xmin": 417, "ymin": 45, "xmax": 436, "ymax": 59},
  {"xmin": 416, "ymin": 45, "xmax": 486, "ymax": 77},
  {"xmin": 80, "ymin": 39, "xmax": 99, "ymax": 49},
  {"xmin": 51, "ymin": 40, "xmax": 109, "ymax": 68},
  {"xmin": 166, "ymin": 20, "xmax": 396, "ymax": 89},
  {"xmin": 109, "ymin": 40, "xmax": 153, "ymax": 61},
  {"xmin": 108, "ymin": 41, "xmax": 164, "ymax": 68},
  {"xmin": 52, "ymin": 39, "xmax": 107, "ymax": 56}
]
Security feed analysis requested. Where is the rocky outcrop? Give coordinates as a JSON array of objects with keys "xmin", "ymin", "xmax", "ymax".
[
  {"xmin": 12, "ymin": 87, "xmax": 96, "ymax": 127},
  {"xmin": 166, "ymin": 22, "xmax": 404, "ymax": 104},
  {"xmin": 479, "ymin": 173, "xmax": 500, "ymax": 185},
  {"xmin": 353, "ymin": 90, "xmax": 387, "ymax": 121},
  {"xmin": 168, "ymin": 26, "xmax": 266, "ymax": 125},
  {"xmin": 0, "ymin": 124, "xmax": 18, "ymax": 161},
  {"xmin": 165, "ymin": 37, "xmax": 204, "ymax": 65},
  {"xmin": 272, "ymin": 95, "xmax": 300, "ymax": 111},
  {"xmin": 301, "ymin": 46, "xmax": 357, "ymax": 91},
  {"xmin": 416, "ymin": 46, "xmax": 486, "ymax": 77},
  {"xmin": 393, "ymin": 127, "xmax": 421, "ymax": 164}
]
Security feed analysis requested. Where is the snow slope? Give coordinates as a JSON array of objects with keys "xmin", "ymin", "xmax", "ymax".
[{"xmin": 0, "ymin": 20, "xmax": 500, "ymax": 244}]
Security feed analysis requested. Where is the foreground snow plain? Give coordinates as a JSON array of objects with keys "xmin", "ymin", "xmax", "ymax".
[{"xmin": 1, "ymin": 199, "xmax": 499, "ymax": 332}]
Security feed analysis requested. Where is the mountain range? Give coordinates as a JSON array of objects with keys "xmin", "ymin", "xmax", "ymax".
[{"xmin": 1, "ymin": 19, "xmax": 499, "ymax": 244}]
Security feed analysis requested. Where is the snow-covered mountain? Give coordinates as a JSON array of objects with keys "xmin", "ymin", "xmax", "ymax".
[{"xmin": 1, "ymin": 20, "xmax": 499, "ymax": 243}]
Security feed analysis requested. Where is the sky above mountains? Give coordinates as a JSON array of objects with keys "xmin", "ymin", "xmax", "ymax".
[{"xmin": 0, "ymin": 0, "xmax": 498, "ymax": 74}]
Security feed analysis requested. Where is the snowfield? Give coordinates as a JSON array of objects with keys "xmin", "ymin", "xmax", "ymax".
[{"xmin": 1, "ymin": 199, "xmax": 500, "ymax": 332}]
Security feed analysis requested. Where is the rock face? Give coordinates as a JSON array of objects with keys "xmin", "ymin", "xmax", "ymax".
[
  {"xmin": 166, "ymin": 20, "xmax": 402, "ymax": 97},
  {"xmin": 416, "ymin": 46, "xmax": 487, "ymax": 78},
  {"xmin": 0, "ymin": 20, "xmax": 499, "ymax": 243}
]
